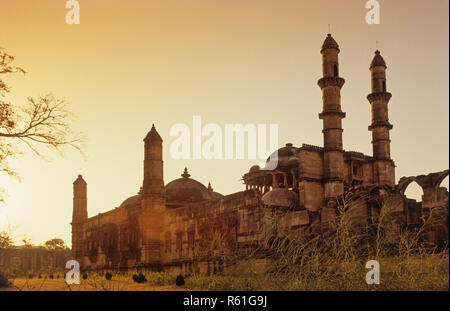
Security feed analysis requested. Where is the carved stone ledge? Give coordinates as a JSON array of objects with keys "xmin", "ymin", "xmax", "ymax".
[
  {"xmin": 367, "ymin": 92, "xmax": 392, "ymax": 102},
  {"xmin": 317, "ymin": 77, "xmax": 345, "ymax": 89}
]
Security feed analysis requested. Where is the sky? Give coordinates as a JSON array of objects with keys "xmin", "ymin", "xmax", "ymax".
[{"xmin": 0, "ymin": 0, "xmax": 448, "ymax": 246}]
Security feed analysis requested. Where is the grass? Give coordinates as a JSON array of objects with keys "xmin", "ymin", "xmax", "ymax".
[
  {"xmin": 240, "ymin": 192, "xmax": 449, "ymax": 291},
  {"xmin": 1, "ymin": 193, "xmax": 448, "ymax": 291},
  {"xmin": 2, "ymin": 272, "xmax": 190, "ymax": 291}
]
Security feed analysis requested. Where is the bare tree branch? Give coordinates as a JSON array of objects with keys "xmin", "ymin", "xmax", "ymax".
[{"xmin": 0, "ymin": 48, "xmax": 85, "ymax": 202}]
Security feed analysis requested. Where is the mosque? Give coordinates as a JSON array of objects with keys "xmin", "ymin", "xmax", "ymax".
[{"xmin": 71, "ymin": 34, "xmax": 448, "ymax": 272}]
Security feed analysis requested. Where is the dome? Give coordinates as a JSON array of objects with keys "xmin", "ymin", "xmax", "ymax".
[
  {"xmin": 165, "ymin": 168, "xmax": 213, "ymax": 204},
  {"xmin": 120, "ymin": 195, "xmax": 141, "ymax": 208},
  {"xmin": 321, "ymin": 33, "xmax": 340, "ymax": 53},
  {"xmin": 264, "ymin": 143, "xmax": 298, "ymax": 169},
  {"xmin": 277, "ymin": 143, "xmax": 297, "ymax": 157},
  {"xmin": 262, "ymin": 188, "xmax": 298, "ymax": 208},
  {"xmin": 370, "ymin": 50, "xmax": 387, "ymax": 69},
  {"xmin": 249, "ymin": 165, "xmax": 260, "ymax": 173}
]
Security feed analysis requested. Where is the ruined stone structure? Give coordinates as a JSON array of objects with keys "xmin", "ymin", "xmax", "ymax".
[{"xmin": 71, "ymin": 34, "xmax": 449, "ymax": 273}]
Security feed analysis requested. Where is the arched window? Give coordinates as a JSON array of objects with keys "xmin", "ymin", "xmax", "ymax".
[
  {"xmin": 439, "ymin": 175, "xmax": 449, "ymax": 191},
  {"xmin": 404, "ymin": 181, "xmax": 423, "ymax": 202},
  {"xmin": 382, "ymin": 80, "xmax": 386, "ymax": 92},
  {"xmin": 333, "ymin": 65, "xmax": 338, "ymax": 77}
]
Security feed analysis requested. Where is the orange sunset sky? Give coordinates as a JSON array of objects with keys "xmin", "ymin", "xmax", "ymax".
[{"xmin": 0, "ymin": 0, "xmax": 448, "ymax": 246}]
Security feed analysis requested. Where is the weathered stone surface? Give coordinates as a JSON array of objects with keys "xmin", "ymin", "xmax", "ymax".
[{"xmin": 71, "ymin": 35, "xmax": 448, "ymax": 274}]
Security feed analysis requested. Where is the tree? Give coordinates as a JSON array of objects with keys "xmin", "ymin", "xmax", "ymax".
[
  {"xmin": 44, "ymin": 238, "xmax": 68, "ymax": 250},
  {"xmin": 21, "ymin": 236, "xmax": 34, "ymax": 249},
  {"xmin": 0, "ymin": 48, "xmax": 84, "ymax": 201},
  {"xmin": 0, "ymin": 231, "xmax": 13, "ymax": 249}
]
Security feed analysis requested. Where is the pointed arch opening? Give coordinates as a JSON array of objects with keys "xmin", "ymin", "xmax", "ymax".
[
  {"xmin": 438, "ymin": 175, "xmax": 449, "ymax": 191},
  {"xmin": 404, "ymin": 181, "xmax": 424, "ymax": 202}
]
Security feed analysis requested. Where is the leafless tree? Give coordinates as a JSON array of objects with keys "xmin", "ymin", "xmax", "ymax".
[{"xmin": 0, "ymin": 48, "xmax": 84, "ymax": 201}]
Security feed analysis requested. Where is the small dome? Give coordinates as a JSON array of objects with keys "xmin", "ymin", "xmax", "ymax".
[
  {"xmin": 120, "ymin": 195, "xmax": 141, "ymax": 208},
  {"xmin": 165, "ymin": 168, "xmax": 213, "ymax": 204},
  {"xmin": 277, "ymin": 143, "xmax": 297, "ymax": 157},
  {"xmin": 321, "ymin": 33, "xmax": 340, "ymax": 53},
  {"xmin": 262, "ymin": 188, "xmax": 298, "ymax": 208},
  {"xmin": 370, "ymin": 50, "xmax": 387, "ymax": 69},
  {"xmin": 264, "ymin": 144, "xmax": 298, "ymax": 169},
  {"xmin": 249, "ymin": 165, "xmax": 261, "ymax": 173}
]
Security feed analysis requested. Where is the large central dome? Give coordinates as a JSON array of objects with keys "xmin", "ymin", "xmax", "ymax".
[{"xmin": 165, "ymin": 168, "xmax": 222, "ymax": 206}]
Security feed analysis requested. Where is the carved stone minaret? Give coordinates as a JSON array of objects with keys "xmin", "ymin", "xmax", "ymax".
[
  {"xmin": 140, "ymin": 124, "xmax": 165, "ymax": 265},
  {"xmin": 142, "ymin": 124, "xmax": 165, "ymax": 199},
  {"xmin": 367, "ymin": 50, "xmax": 395, "ymax": 188},
  {"xmin": 318, "ymin": 33, "xmax": 346, "ymax": 205},
  {"xmin": 71, "ymin": 174, "xmax": 87, "ymax": 265}
]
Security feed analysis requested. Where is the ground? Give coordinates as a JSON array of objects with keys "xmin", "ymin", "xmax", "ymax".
[
  {"xmin": 2, "ymin": 277, "xmax": 190, "ymax": 291},
  {"xmin": 1, "ymin": 254, "xmax": 448, "ymax": 291}
]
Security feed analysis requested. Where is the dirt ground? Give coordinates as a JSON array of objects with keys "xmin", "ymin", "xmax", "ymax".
[{"xmin": 1, "ymin": 278, "xmax": 191, "ymax": 291}]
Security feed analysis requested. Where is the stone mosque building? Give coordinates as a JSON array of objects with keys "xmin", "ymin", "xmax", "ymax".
[{"xmin": 71, "ymin": 34, "xmax": 449, "ymax": 273}]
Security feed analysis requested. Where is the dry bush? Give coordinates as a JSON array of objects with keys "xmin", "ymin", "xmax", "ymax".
[{"xmin": 238, "ymin": 193, "xmax": 449, "ymax": 291}]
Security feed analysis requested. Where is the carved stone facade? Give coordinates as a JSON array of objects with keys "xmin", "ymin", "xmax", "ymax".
[{"xmin": 71, "ymin": 34, "xmax": 448, "ymax": 272}]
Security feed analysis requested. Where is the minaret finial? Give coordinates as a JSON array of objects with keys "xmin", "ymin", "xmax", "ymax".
[
  {"xmin": 207, "ymin": 182, "xmax": 213, "ymax": 191},
  {"xmin": 181, "ymin": 167, "xmax": 191, "ymax": 178},
  {"xmin": 328, "ymin": 24, "xmax": 331, "ymax": 34},
  {"xmin": 376, "ymin": 40, "xmax": 379, "ymax": 51}
]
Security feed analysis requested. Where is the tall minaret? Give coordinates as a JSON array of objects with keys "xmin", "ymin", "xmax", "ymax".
[
  {"xmin": 71, "ymin": 174, "xmax": 87, "ymax": 265},
  {"xmin": 141, "ymin": 125, "xmax": 165, "ymax": 264},
  {"xmin": 367, "ymin": 50, "xmax": 395, "ymax": 187},
  {"xmin": 318, "ymin": 33, "xmax": 346, "ymax": 205},
  {"xmin": 142, "ymin": 124, "xmax": 165, "ymax": 198}
]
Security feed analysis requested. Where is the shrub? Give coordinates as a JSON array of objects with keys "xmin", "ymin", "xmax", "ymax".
[
  {"xmin": 175, "ymin": 274, "xmax": 185, "ymax": 286},
  {"xmin": 0, "ymin": 271, "xmax": 10, "ymax": 288},
  {"xmin": 155, "ymin": 275, "xmax": 162, "ymax": 285},
  {"xmin": 105, "ymin": 272, "xmax": 112, "ymax": 280},
  {"xmin": 132, "ymin": 272, "xmax": 147, "ymax": 283},
  {"xmin": 82, "ymin": 273, "xmax": 88, "ymax": 280}
]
